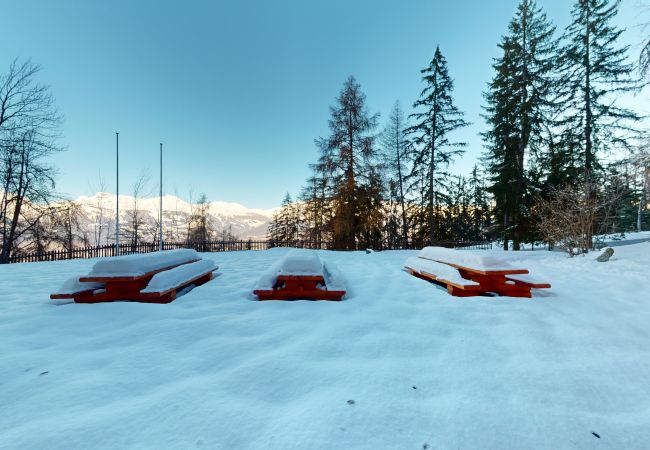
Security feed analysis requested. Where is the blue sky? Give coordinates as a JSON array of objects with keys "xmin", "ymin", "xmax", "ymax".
[{"xmin": 1, "ymin": 0, "xmax": 646, "ymax": 208}]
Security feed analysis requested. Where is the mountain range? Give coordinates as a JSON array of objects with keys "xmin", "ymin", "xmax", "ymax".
[{"xmin": 73, "ymin": 193, "xmax": 276, "ymax": 241}]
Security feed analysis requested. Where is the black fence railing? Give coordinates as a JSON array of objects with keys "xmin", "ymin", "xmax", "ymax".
[{"xmin": 3, "ymin": 239, "xmax": 492, "ymax": 264}]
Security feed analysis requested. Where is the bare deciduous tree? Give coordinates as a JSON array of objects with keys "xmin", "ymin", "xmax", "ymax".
[
  {"xmin": 0, "ymin": 59, "xmax": 62, "ymax": 262},
  {"xmin": 123, "ymin": 170, "xmax": 151, "ymax": 247},
  {"xmin": 188, "ymin": 193, "xmax": 212, "ymax": 243},
  {"xmin": 86, "ymin": 174, "xmax": 113, "ymax": 246}
]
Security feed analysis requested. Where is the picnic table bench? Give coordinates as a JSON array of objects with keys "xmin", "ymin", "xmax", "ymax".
[
  {"xmin": 405, "ymin": 247, "xmax": 550, "ymax": 298},
  {"xmin": 253, "ymin": 250, "xmax": 346, "ymax": 301},
  {"xmin": 50, "ymin": 249, "xmax": 217, "ymax": 304}
]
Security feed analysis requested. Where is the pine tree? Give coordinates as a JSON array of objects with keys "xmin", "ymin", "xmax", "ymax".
[
  {"xmin": 380, "ymin": 101, "xmax": 410, "ymax": 246},
  {"xmin": 314, "ymin": 76, "xmax": 380, "ymax": 250},
  {"xmin": 406, "ymin": 46, "xmax": 469, "ymax": 245},
  {"xmin": 467, "ymin": 165, "xmax": 491, "ymax": 240},
  {"xmin": 482, "ymin": 0, "xmax": 556, "ymax": 250},
  {"xmin": 558, "ymin": 0, "xmax": 640, "ymax": 179},
  {"xmin": 266, "ymin": 193, "xmax": 300, "ymax": 244},
  {"xmin": 266, "ymin": 210, "xmax": 280, "ymax": 244},
  {"xmin": 300, "ymin": 173, "xmax": 330, "ymax": 246},
  {"xmin": 357, "ymin": 165, "xmax": 385, "ymax": 249}
]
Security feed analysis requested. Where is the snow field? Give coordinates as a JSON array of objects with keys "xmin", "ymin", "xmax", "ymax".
[{"xmin": 0, "ymin": 244, "xmax": 649, "ymax": 449}]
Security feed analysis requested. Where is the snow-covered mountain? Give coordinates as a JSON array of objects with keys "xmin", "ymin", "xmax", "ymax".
[{"xmin": 73, "ymin": 193, "xmax": 276, "ymax": 241}]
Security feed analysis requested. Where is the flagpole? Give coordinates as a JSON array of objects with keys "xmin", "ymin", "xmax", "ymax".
[
  {"xmin": 116, "ymin": 132, "xmax": 120, "ymax": 256},
  {"xmin": 159, "ymin": 142, "xmax": 163, "ymax": 251}
]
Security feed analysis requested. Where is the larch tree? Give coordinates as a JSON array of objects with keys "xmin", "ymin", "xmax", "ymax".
[
  {"xmin": 314, "ymin": 76, "xmax": 380, "ymax": 250},
  {"xmin": 406, "ymin": 46, "xmax": 469, "ymax": 245}
]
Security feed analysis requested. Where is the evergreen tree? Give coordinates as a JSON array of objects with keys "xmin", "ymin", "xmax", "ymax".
[
  {"xmin": 467, "ymin": 164, "xmax": 491, "ymax": 240},
  {"xmin": 300, "ymin": 173, "xmax": 330, "ymax": 246},
  {"xmin": 266, "ymin": 210, "xmax": 281, "ymax": 244},
  {"xmin": 482, "ymin": 0, "xmax": 556, "ymax": 250},
  {"xmin": 266, "ymin": 193, "xmax": 300, "ymax": 244},
  {"xmin": 557, "ymin": 0, "xmax": 640, "ymax": 180},
  {"xmin": 444, "ymin": 175, "xmax": 473, "ymax": 241},
  {"xmin": 406, "ymin": 46, "xmax": 469, "ymax": 244},
  {"xmin": 380, "ymin": 101, "xmax": 410, "ymax": 246},
  {"xmin": 357, "ymin": 165, "xmax": 385, "ymax": 249},
  {"xmin": 314, "ymin": 76, "xmax": 381, "ymax": 250}
]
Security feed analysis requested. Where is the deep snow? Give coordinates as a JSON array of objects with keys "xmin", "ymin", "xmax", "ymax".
[{"xmin": 1, "ymin": 244, "xmax": 649, "ymax": 449}]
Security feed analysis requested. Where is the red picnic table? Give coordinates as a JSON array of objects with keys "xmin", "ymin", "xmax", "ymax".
[
  {"xmin": 405, "ymin": 248, "xmax": 550, "ymax": 298},
  {"xmin": 254, "ymin": 274, "xmax": 346, "ymax": 301},
  {"xmin": 253, "ymin": 250, "xmax": 346, "ymax": 301},
  {"xmin": 50, "ymin": 250, "xmax": 217, "ymax": 304}
]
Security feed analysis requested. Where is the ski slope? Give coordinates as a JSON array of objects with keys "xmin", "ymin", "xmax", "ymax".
[{"xmin": 1, "ymin": 244, "xmax": 649, "ymax": 449}]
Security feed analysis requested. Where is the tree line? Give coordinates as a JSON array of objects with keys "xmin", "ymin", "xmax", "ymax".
[{"xmin": 268, "ymin": 0, "xmax": 650, "ymax": 254}]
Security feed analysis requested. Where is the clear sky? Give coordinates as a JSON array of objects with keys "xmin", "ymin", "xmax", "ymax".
[{"xmin": 1, "ymin": 0, "xmax": 647, "ymax": 208}]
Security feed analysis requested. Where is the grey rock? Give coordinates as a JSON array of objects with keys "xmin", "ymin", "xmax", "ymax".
[{"xmin": 596, "ymin": 247, "xmax": 614, "ymax": 262}]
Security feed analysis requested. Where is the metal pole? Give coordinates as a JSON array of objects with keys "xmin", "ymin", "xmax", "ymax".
[
  {"xmin": 159, "ymin": 142, "xmax": 163, "ymax": 251},
  {"xmin": 116, "ymin": 132, "xmax": 120, "ymax": 256}
]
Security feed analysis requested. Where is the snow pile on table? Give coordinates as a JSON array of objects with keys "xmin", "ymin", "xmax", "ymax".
[
  {"xmin": 404, "ymin": 256, "xmax": 479, "ymax": 286},
  {"xmin": 254, "ymin": 249, "xmax": 345, "ymax": 292},
  {"xmin": 322, "ymin": 259, "xmax": 345, "ymax": 291},
  {"xmin": 279, "ymin": 250, "xmax": 323, "ymax": 276},
  {"xmin": 86, "ymin": 249, "xmax": 199, "ymax": 278},
  {"xmin": 253, "ymin": 260, "xmax": 283, "ymax": 291},
  {"xmin": 2, "ymin": 244, "xmax": 650, "ymax": 449},
  {"xmin": 53, "ymin": 277, "xmax": 105, "ymax": 295},
  {"xmin": 419, "ymin": 246, "xmax": 516, "ymax": 271},
  {"xmin": 141, "ymin": 260, "xmax": 217, "ymax": 294}
]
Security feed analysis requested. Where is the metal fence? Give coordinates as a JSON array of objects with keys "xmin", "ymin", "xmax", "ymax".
[{"xmin": 4, "ymin": 239, "xmax": 492, "ymax": 264}]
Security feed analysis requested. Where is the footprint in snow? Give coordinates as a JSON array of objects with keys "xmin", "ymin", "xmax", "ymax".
[{"xmin": 347, "ymin": 400, "xmax": 355, "ymax": 405}]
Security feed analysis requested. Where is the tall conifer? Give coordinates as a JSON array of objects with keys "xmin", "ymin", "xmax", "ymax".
[
  {"xmin": 482, "ymin": 0, "xmax": 556, "ymax": 250},
  {"xmin": 406, "ymin": 46, "xmax": 469, "ymax": 244}
]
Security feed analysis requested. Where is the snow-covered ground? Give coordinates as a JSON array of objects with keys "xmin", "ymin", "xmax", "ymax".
[
  {"xmin": 1, "ymin": 244, "xmax": 649, "ymax": 449},
  {"xmin": 599, "ymin": 231, "xmax": 650, "ymax": 246}
]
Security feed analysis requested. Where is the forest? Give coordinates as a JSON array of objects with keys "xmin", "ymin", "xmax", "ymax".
[{"xmin": 267, "ymin": 0, "xmax": 650, "ymax": 254}]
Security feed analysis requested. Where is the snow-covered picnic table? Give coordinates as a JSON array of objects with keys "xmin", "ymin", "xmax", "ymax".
[
  {"xmin": 51, "ymin": 249, "xmax": 217, "ymax": 304},
  {"xmin": 406, "ymin": 247, "xmax": 550, "ymax": 298},
  {"xmin": 254, "ymin": 250, "xmax": 346, "ymax": 300}
]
